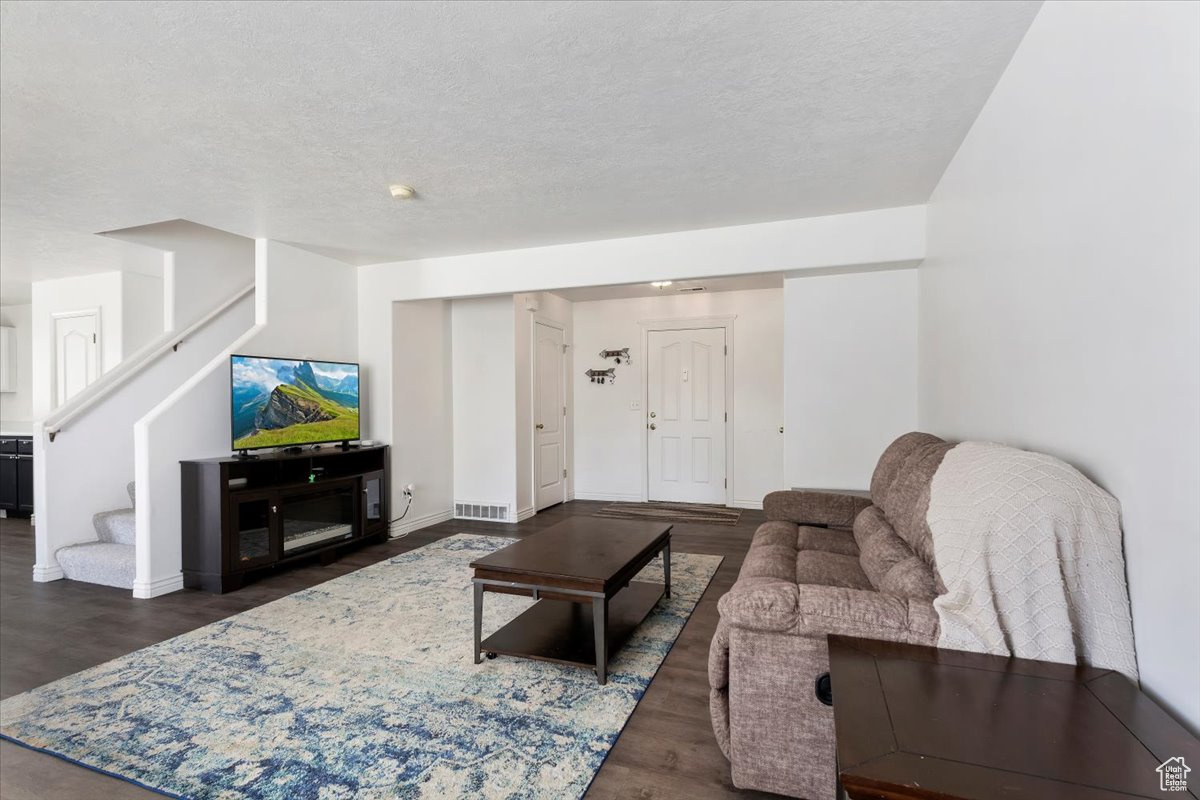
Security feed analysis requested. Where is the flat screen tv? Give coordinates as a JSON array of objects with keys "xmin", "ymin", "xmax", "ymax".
[{"xmin": 230, "ymin": 355, "xmax": 360, "ymax": 451}]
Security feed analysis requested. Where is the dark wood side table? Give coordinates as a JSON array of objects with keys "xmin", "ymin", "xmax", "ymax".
[
  {"xmin": 828, "ymin": 636, "xmax": 1200, "ymax": 800},
  {"xmin": 470, "ymin": 518, "xmax": 671, "ymax": 685}
]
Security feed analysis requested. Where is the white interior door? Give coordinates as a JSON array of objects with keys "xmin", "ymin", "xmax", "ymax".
[
  {"xmin": 54, "ymin": 311, "xmax": 99, "ymax": 409},
  {"xmin": 534, "ymin": 322, "xmax": 566, "ymax": 510},
  {"xmin": 647, "ymin": 327, "xmax": 726, "ymax": 504}
]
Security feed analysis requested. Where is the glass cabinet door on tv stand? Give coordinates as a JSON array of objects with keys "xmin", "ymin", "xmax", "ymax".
[
  {"xmin": 229, "ymin": 493, "xmax": 278, "ymax": 569},
  {"xmin": 361, "ymin": 469, "xmax": 387, "ymax": 536}
]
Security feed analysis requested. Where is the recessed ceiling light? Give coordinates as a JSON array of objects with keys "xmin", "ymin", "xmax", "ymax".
[
  {"xmin": 389, "ymin": 184, "xmax": 416, "ymax": 200},
  {"xmin": 651, "ymin": 281, "xmax": 673, "ymax": 288}
]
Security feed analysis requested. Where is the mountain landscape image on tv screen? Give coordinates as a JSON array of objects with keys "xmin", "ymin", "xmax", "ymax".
[{"xmin": 231, "ymin": 356, "xmax": 359, "ymax": 450}]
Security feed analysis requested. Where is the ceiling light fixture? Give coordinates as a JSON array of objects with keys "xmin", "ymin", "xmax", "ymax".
[
  {"xmin": 389, "ymin": 184, "xmax": 416, "ymax": 200},
  {"xmin": 651, "ymin": 281, "xmax": 673, "ymax": 288}
]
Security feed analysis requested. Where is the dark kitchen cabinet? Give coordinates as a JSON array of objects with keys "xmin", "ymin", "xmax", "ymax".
[{"xmin": 0, "ymin": 436, "xmax": 33, "ymax": 516}]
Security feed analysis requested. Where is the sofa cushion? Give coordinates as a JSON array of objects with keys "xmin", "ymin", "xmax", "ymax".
[
  {"xmin": 878, "ymin": 439, "xmax": 955, "ymax": 570},
  {"xmin": 870, "ymin": 432, "xmax": 945, "ymax": 502},
  {"xmin": 752, "ymin": 520, "xmax": 799, "ymax": 549},
  {"xmin": 795, "ymin": 551, "xmax": 873, "ymax": 590},
  {"xmin": 852, "ymin": 504, "xmax": 890, "ymax": 550},
  {"xmin": 763, "ymin": 490, "xmax": 872, "ymax": 528},
  {"xmin": 854, "ymin": 505, "xmax": 938, "ymax": 599},
  {"xmin": 797, "ymin": 526, "xmax": 860, "ymax": 557},
  {"xmin": 878, "ymin": 556, "xmax": 938, "ymax": 601},
  {"xmin": 855, "ymin": 507, "xmax": 913, "ymax": 583},
  {"xmin": 740, "ymin": 544, "xmax": 797, "ymax": 582}
]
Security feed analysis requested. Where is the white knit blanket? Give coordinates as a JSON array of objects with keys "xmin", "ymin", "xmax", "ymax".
[{"xmin": 927, "ymin": 442, "xmax": 1138, "ymax": 680}]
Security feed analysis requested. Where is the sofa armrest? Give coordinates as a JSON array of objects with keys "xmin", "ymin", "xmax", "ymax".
[
  {"xmin": 717, "ymin": 582, "xmax": 938, "ymax": 643},
  {"xmin": 763, "ymin": 490, "xmax": 872, "ymax": 528}
]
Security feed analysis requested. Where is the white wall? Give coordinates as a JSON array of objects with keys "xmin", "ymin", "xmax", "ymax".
[
  {"xmin": 391, "ymin": 300, "xmax": 454, "ymax": 533},
  {"xmin": 451, "ymin": 296, "xmax": 517, "ymax": 512},
  {"xmin": 785, "ymin": 268, "xmax": 918, "ymax": 490},
  {"xmin": 0, "ymin": 304, "xmax": 34, "ymax": 427},
  {"xmin": 102, "ymin": 220, "xmax": 255, "ymax": 331},
  {"xmin": 514, "ymin": 292, "xmax": 573, "ymax": 517},
  {"xmin": 31, "ymin": 272, "xmax": 124, "ymax": 419},
  {"xmin": 120, "ymin": 272, "xmax": 165, "ymax": 359},
  {"xmin": 572, "ymin": 288, "xmax": 783, "ymax": 508},
  {"xmin": 919, "ymin": 0, "xmax": 1200, "ymax": 730},
  {"xmin": 357, "ymin": 205, "xmax": 925, "ymax": 482},
  {"xmin": 134, "ymin": 240, "xmax": 358, "ymax": 597}
]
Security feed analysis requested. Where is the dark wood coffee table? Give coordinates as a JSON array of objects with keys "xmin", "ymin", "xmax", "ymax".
[
  {"xmin": 829, "ymin": 635, "xmax": 1200, "ymax": 800},
  {"xmin": 470, "ymin": 518, "xmax": 672, "ymax": 684}
]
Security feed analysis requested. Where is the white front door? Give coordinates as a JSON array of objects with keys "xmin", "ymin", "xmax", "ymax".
[
  {"xmin": 534, "ymin": 322, "xmax": 566, "ymax": 510},
  {"xmin": 647, "ymin": 327, "xmax": 727, "ymax": 504},
  {"xmin": 54, "ymin": 310, "xmax": 100, "ymax": 408}
]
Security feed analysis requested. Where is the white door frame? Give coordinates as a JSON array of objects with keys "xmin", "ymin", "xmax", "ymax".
[
  {"xmin": 639, "ymin": 315, "xmax": 735, "ymax": 506},
  {"xmin": 51, "ymin": 308, "xmax": 102, "ymax": 410},
  {"xmin": 531, "ymin": 314, "xmax": 569, "ymax": 512}
]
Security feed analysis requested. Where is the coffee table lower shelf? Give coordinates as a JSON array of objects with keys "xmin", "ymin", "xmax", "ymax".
[{"xmin": 479, "ymin": 580, "xmax": 664, "ymax": 675}]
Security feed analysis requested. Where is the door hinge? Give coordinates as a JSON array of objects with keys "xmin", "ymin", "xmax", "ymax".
[
  {"xmin": 562, "ymin": 344, "xmax": 568, "ymax": 353},
  {"xmin": 724, "ymin": 478, "xmax": 727, "ymax": 488},
  {"xmin": 563, "ymin": 405, "xmax": 567, "ymax": 416},
  {"xmin": 724, "ymin": 345, "xmax": 727, "ymax": 355},
  {"xmin": 563, "ymin": 468, "xmax": 568, "ymax": 478},
  {"xmin": 724, "ymin": 412, "xmax": 727, "ymax": 422},
  {"xmin": 92, "ymin": 333, "xmax": 97, "ymax": 343}
]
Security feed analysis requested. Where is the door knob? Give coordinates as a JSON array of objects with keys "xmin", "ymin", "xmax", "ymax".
[
  {"xmin": 536, "ymin": 423, "xmax": 544, "ymax": 430},
  {"xmin": 649, "ymin": 423, "xmax": 657, "ymax": 430},
  {"xmin": 649, "ymin": 411, "xmax": 656, "ymax": 418}
]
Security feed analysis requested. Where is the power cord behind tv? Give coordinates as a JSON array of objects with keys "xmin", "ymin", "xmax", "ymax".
[{"xmin": 388, "ymin": 485, "xmax": 415, "ymax": 539}]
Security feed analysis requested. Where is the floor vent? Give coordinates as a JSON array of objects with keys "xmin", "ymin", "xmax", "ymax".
[{"xmin": 454, "ymin": 502, "xmax": 512, "ymax": 522}]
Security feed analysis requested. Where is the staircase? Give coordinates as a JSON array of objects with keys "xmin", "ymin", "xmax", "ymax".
[{"xmin": 56, "ymin": 482, "xmax": 136, "ymax": 590}]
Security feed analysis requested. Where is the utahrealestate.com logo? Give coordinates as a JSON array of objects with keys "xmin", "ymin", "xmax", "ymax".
[{"xmin": 1158, "ymin": 757, "xmax": 1191, "ymax": 792}]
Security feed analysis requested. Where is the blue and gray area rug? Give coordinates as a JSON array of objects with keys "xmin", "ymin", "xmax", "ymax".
[{"xmin": 0, "ymin": 534, "xmax": 721, "ymax": 799}]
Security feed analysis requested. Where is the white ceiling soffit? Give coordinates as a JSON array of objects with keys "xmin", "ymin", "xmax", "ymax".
[
  {"xmin": 554, "ymin": 273, "xmax": 784, "ymax": 303},
  {"xmin": 0, "ymin": 0, "xmax": 1041, "ymax": 288}
]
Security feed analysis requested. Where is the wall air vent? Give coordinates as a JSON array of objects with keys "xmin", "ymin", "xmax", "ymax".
[
  {"xmin": 677, "ymin": 286, "xmax": 706, "ymax": 292},
  {"xmin": 454, "ymin": 502, "xmax": 512, "ymax": 522}
]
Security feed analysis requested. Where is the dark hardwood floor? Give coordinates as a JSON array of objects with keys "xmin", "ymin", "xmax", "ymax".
[{"xmin": 0, "ymin": 502, "xmax": 779, "ymax": 800}]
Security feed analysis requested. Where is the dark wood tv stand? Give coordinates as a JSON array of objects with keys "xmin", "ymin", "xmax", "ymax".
[{"xmin": 181, "ymin": 445, "xmax": 389, "ymax": 593}]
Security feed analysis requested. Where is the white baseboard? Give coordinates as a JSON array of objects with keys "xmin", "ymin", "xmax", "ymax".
[
  {"xmin": 132, "ymin": 572, "xmax": 184, "ymax": 599},
  {"xmin": 572, "ymin": 491, "xmax": 644, "ymax": 502},
  {"xmin": 390, "ymin": 508, "xmax": 453, "ymax": 537},
  {"xmin": 32, "ymin": 562, "xmax": 63, "ymax": 582},
  {"xmin": 515, "ymin": 506, "xmax": 536, "ymax": 522},
  {"xmin": 731, "ymin": 499, "xmax": 764, "ymax": 510}
]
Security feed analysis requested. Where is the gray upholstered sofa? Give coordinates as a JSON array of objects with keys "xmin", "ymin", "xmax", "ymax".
[{"xmin": 708, "ymin": 432, "xmax": 953, "ymax": 799}]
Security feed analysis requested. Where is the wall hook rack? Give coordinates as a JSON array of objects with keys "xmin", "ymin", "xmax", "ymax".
[
  {"xmin": 585, "ymin": 367, "xmax": 616, "ymax": 385},
  {"xmin": 599, "ymin": 348, "xmax": 631, "ymax": 365}
]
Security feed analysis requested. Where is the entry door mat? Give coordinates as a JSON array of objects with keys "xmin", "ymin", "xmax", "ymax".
[
  {"xmin": 0, "ymin": 534, "xmax": 721, "ymax": 799},
  {"xmin": 593, "ymin": 501, "xmax": 742, "ymax": 526}
]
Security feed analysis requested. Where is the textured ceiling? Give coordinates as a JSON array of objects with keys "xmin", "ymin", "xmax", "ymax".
[{"xmin": 0, "ymin": 0, "xmax": 1041, "ymax": 300}]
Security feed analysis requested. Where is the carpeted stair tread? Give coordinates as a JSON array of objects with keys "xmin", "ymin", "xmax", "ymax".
[
  {"xmin": 93, "ymin": 508, "xmax": 136, "ymax": 545},
  {"xmin": 56, "ymin": 542, "xmax": 135, "ymax": 590}
]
